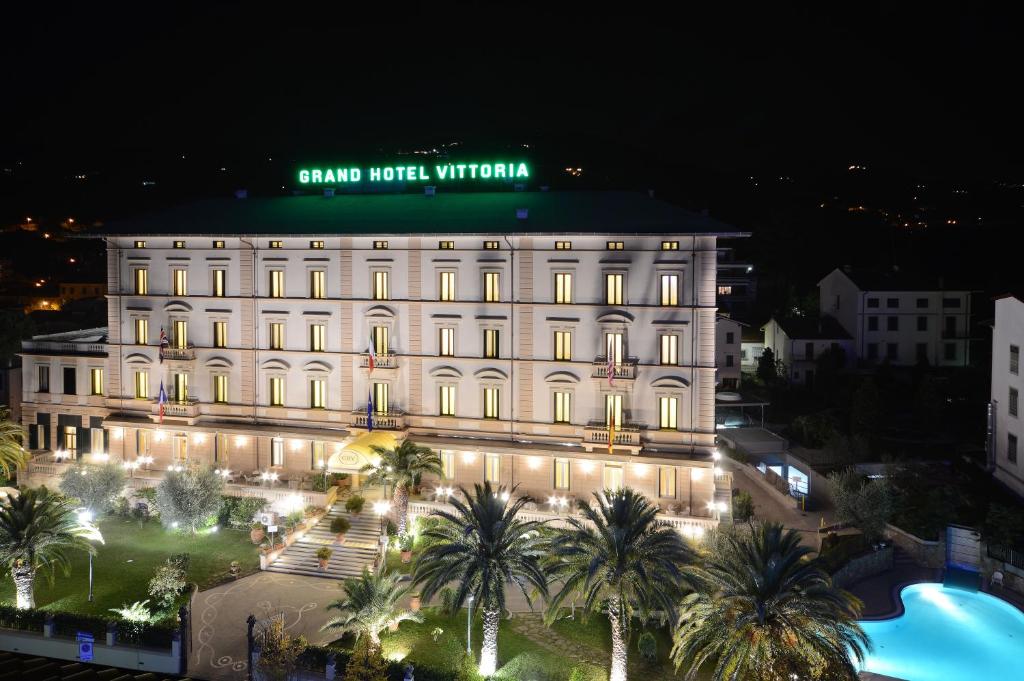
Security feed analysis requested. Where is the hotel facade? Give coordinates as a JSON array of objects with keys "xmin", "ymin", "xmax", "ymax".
[{"xmin": 19, "ymin": 190, "xmax": 746, "ymax": 524}]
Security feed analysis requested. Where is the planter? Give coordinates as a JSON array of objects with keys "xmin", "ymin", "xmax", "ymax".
[
  {"xmin": 336, "ymin": 533, "xmax": 347, "ymax": 544},
  {"xmin": 401, "ymin": 550, "xmax": 412, "ymax": 564},
  {"xmin": 318, "ymin": 558, "xmax": 330, "ymax": 570},
  {"xmin": 250, "ymin": 528, "xmax": 265, "ymax": 544},
  {"xmin": 410, "ymin": 595, "xmax": 421, "ymax": 612},
  {"xmin": 389, "ymin": 621, "xmax": 399, "ymax": 632}
]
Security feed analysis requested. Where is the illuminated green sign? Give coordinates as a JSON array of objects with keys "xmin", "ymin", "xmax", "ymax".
[{"xmin": 297, "ymin": 161, "xmax": 530, "ymax": 185}]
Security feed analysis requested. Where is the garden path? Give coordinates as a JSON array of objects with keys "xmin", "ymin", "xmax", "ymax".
[{"xmin": 508, "ymin": 612, "xmax": 609, "ymax": 668}]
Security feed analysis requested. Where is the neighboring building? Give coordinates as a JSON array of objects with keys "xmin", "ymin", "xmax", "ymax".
[
  {"xmin": 716, "ymin": 247, "xmax": 756, "ymax": 319},
  {"xmin": 990, "ymin": 294, "xmax": 1024, "ymax": 497},
  {"xmin": 715, "ymin": 315, "xmax": 744, "ymax": 390},
  {"xmin": 60, "ymin": 282, "xmax": 105, "ymax": 303},
  {"xmin": 818, "ymin": 267, "xmax": 974, "ymax": 367},
  {"xmin": 740, "ymin": 324, "xmax": 764, "ymax": 373},
  {"xmin": 761, "ymin": 316, "xmax": 852, "ymax": 386},
  {"xmin": 20, "ymin": 191, "xmax": 749, "ymax": 523},
  {"xmin": 0, "ymin": 356, "xmax": 22, "ymax": 422}
]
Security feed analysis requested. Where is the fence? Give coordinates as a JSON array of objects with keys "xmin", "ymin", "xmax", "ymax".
[{"xmin": 988, "ymin": 544, "xmax": 1024, "ymax": 571}]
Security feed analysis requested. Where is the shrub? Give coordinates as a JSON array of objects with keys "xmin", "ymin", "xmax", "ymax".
[
  {"xmin": 312, "ymin": 475, "xmax": 330, "ymax": 492},
  {"xmin": 148, "ymin": 555, "xmax": 189, "ymax": 609},
  {"xmin": 155, "ymin": 468, "xmax": 225, "ymax": 533},
  {"xmin": 398, "ymin": 531, "xmax": 414, "ymax": 551},
  {"xmin": 732, "ymin": 490, "xmax": 755, "ymax": 522},
  {"xmin": 385, "ymin": 519, "xmax": 397, "ymax": 537},
  {"xmin": 59, "ymin": 462, "xmax": 127, "ymax": 514},
  {"xmin": 258, "ymin": 617, "xmax": 308, "ymax": 681},
  {"xmin": 637, "ymin": 631, "xmax": 658, "ymax": 662},
  {"xmin": 342, "ymin": 637, "xmax": 388, "ymax": 681},
  {"xmin": 330, "ymin": 516, "xmax": 351, "ymax": 535},
  {"xmin": 229, "ymin": 496, "xmax": 268, "ymax": 529},
  {"xmin": 135, "ymin": 486, "xmax": 159, "ymax": 518},
  {"xmin": 345, "ymin": 495, "xmax": 365, "ymax": 514},
  {"xmin": 316, "ymin": 547, "xmax": 333, "ymax": 561},
  {"xmin": 827, "ymin": 468, "xmax": 892, "ymax": 543},
  {"xmin": 568, "ymin": 665, "xmax": 607, "ymax": 681},
  {"xmin": 494, "ymin": 652, "xmax": 552, "ymax": 680},
  {"xmin": 285, "ymin": 510, "xmax": 304, "ymax": 529}
]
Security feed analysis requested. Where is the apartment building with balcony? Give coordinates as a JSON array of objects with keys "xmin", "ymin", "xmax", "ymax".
[
  {"xmin": 761, "ymin": 315, "xmax": 853, "ymax": 386},
  {"xmin": 818, "ymin": 267, "xmax": 975, "ymax": 367},
  {"xmin": 990, "ymin": 293, "xmax": 1024, "ymax": 497},
  {"xmin": 19, "ymin": 190, "xmax": 747, "ymax": 521}
]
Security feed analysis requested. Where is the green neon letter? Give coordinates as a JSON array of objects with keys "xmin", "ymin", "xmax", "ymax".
[
  {"xmin": 468, "ymin": 163, "xmax": 478, "ymax": 178},
  {"xmin": 456, "ymin": 164, "xmax": 466, "ymax": 178},
  {"xmin": 383, "ymin": 167, "xmax": 394, "ymax": 181},
  {"xmin": 436, "ymin": 165, "xmax": 449, "ymax": 180},
  {"xmin": 516, "ymin": 163, "xmax": 529, "ymax": 178},
  {"xmin": 480, "ymin": 164, "xmax": 492, "ymax": 178},
  {"xmin": 299, "ymin": 170, "xmax": 310, "ymax": 183},
  {"xmin": 351, "ymin": 168, "xmax": 361, "ymax": 182},
  {"xmin": 494, "ymin": 164, "xmax": 506, "ymax": 178},
  {"xmin": 311, "ymin": 169, "xmax": 323, "ymax": 183},
  {"xmin": 418, "ymin": 165, "xmax": 429, "ymax": 180},
  {"xmin": 324, "ymin": 169, "xmax": 336, "ymax": 183},
  {"xmin": 370, "ymin": 168, "xmax": 381, "ymax": 181},
  {"xmin": 406, "ymin": 166, "xmax": 416, "ymax": 181},
  {"xmin": 395, "ymin": 166, "xmax": 406, "ymax": 181}
]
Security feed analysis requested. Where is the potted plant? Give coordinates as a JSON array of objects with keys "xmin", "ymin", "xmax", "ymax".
[
  {"xmin": 345, "ymin": 494, "xmax": 365, "ymax": 515},
  {"xmin": 398, "ymin": 531, "xmax": 414, "ymax": 563},
  {"xmin": 410, "ymin": 592, "xmax": 422, "ymax": 612},
  {"xmin": 250, "ymin": 522, "xmax": 265, "ymax": 545},
  {"xmin": 330, "ymin": 516, "xmax": 351, "ymax": 543},
  {"xmin": 316, "ymin": 546, "xmax": 333, "ymax": 571}
]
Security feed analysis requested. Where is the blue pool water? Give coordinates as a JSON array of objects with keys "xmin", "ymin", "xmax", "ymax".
[{"xmin": 859, "ymin": 582, "xmax": 1024, "ymax": 681}]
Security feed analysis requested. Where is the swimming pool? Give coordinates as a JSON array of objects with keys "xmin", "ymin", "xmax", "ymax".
[{"xmin": 858, "ymin": 582, "xmax": 1024, "ymax": 681}]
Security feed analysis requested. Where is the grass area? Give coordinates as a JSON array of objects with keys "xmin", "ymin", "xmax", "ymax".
[{"xmin": 0, "ymin": 517, "xmax": 259, "ymax": 617}]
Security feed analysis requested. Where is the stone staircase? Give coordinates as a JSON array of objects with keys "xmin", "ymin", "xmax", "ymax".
[
  {"xmin": 714, "ymin": 485, "xmax": 734, "ymax": 525},
  {"xmin": 264, "ymin": 503, "xmax": 381, "ymax": 579}
]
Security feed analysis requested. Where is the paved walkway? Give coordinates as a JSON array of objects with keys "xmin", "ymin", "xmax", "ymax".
[
  {"xmin": 508, "ymin": 613, "xmax": 607, "ymax": 667},
  {"xmin": 724, "ymin": 460, "xmax": 836, "ymax": 546}
]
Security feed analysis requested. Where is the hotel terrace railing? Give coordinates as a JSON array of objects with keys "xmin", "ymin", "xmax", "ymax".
[
  {"xmin": 21, "ymin": 340, "xmax": 107, "ymax": 355},
  {"xmin": 592, "ymin": 357, "xmax": 639, "ymax": 380},
  {"xmin": 583, "ymin": 420, "xmax": 642, "ymax": 446},
  {"xmin": 161, "ymin": 345, "xmax": 196, "ymax": 361},
  {"xmin": 151, "ymin": 399, "xmax": 199, "ymax": 418},
  {"xmin": 350, "ymin": 409, "xmax": 406, "ymax": 430},
  {"xmin": 359, "ymin": 353, "xmax": 399, "ymax": 369},
  {"xmin": 408, "ymin": 498, "xmax": 717, "ymax": 539}
]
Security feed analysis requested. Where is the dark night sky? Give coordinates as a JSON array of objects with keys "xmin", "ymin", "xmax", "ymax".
[{"xmin": 3, "ymin": 3, "xmax": 1023, "ymax": 182}]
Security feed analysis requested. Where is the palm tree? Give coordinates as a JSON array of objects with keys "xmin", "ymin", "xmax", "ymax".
[
  {"xmin": 671, "ymin": 522, "xmax": 870, "ymax": 681},
  {"xmin": 360, "ymin": 440, "xmax": 442, "ymax": 535},
  {"xmin": 321, "ymin": 567, "xmax": 423, "ymax": 646},
  {"xmin": 0, "ymin": 488, "xmax": 102, "ymax": 609},
  {"xmin": 545, "ymin": 487, "xmax": 696, "ymax": 681},
  {"xmin": 413, "ymin": 482, "xmax": 548, "ymax": 676},
  {"xmin": 0, "ymin": 409, "xmax": 28, "ymax": 480}
]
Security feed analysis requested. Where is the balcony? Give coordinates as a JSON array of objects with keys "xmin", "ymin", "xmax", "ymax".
[
  {"xmin": 152, "ymin": 399, "xmax": 199, "ymax": 420},
  {"xmin": 592, "ymin": 357, "xmax": 638, "ymax": 381},
  {"xmin": 583, "ymin": 420, "xmax": 643, "ymax": 450},
  {"xmin": 350, "ymin": 409, "xmax": 406, "ymax": 431},
  {"xmin": 359, "ymin": 352, "xmax": 399, "ymax": 370},
  {"xmin": 161, "ymin": 345, "xmax": 196, "ymax": 361}
]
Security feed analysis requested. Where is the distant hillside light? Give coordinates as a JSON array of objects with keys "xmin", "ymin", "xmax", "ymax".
[{"xmin": 297, "ymin": 161, "xmax": 529, "ymax": 185}]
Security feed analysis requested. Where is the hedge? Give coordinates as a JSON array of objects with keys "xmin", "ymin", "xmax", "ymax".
[{"xmin": 0, "ymin": 603, "xmax": 178, "ymax": 648}]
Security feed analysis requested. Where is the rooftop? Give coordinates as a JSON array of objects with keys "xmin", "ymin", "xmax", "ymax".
[
  {"xmin": 769, "ymin": 315, "xmax": 851, "ymax": 340},
  {"xmin": 825, "ymin": 267, "xmax": 974, "ymax": 292},
  {"xmin": 93, "ymin": 191, "xmax": 750, "ymax": 237}
]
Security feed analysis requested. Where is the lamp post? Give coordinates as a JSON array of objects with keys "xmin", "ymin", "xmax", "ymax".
[
  {"xmin": 77, "ymin": 510, "xmax": 95, "ymax": 602},
  {"xmin": 467, "ymin": 594, "xmax": 474, "ymax": 655}
]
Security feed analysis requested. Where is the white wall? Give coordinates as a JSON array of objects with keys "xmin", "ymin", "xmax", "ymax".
[{"xmin": 992, "ymin": 296, "xmax": 1024, "ymax": 496}]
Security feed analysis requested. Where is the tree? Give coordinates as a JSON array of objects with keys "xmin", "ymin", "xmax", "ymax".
[
  {"xmin": 257, "ymin": 616, "xmax": 307, "ymax": 681},
  {"xmin": 756, "ymin": 347, "xmax": 778, "ymax": 384},
  {"xmin": 0, "ymin": 409, "xmax": 28, "ymax": 481},
  {"xmin": 545, "ymin": 488, "xmax": 695, "ymax": 681},
  {"xmin": 982, "ymin": 504, "xmax": 1024, "ymax": 549},
  {"xmin": 671, "ymin": 522, "xmax": 870, "ymax": 681},
  {"xmin": 59, "ymin": 462, "xmax": 126, "ymax": 514},
  {"xmin": 413, "ymin": 482, "xmax": 548, "ymax": 677},
  {"xmin": 850, "ymin": 378, "xmax": 881, "ymax": 441},
  {"xmin": 361, "ymin": 439, "xmax": 443, "ymax": 535},
  {"xmin": 155, "ymin": 467, "xmax": 224, "ymax": 533},
  {"xmin": 827, "ymin": 468, "xmax": 893, "ymax": 543},
  {"xmin": 321, "ymin": 567, "xmax": 422, "ymax": 645},
  {"xmin": 343, "ymin": 637, "xmax": 390, "ymax": 681},
  {"xmin": 0, "ymin": 488, "xmax": 102, "ymax": 609},
  {"xmin": 731, "ymin": 490, "xmax": 755, "ymax": 524}
]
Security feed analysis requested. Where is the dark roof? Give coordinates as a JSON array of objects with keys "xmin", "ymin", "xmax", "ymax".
[
  {"xmin": 771, "ymin": 315, "xmax": 851, "ymax": 340},
  {"xmin": 93, "ymin": 191, "xmax": 750, "ymax": 237},
  {"xmin": 826, "ymin": 267, "xmax": 974, "ymax": 292}
]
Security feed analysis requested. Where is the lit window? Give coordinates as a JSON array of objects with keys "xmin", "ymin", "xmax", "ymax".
[
  {"xmin": 658, "ymin": 467, "xmax": 676, "ymax": 497},
  {"xmin": 555, "ymin": 241, "xmax": 572, "ymax": 250},
  {"xmin": 485, "ymin": 453, "xmax": 500, "ymax": 483},
  {"xmin": 660, "ymin": 274, "xmax": 679, "ymax": 306},
  {"xmin": 439, "ymin": 385, "xmax": 456, "ymax": 416},
  {"xmin": 310, "ymin": 270, "xmax": 326, "ymax": 299},
  {"xmin": 134, "ymin": 268, "xmax": 149, "ymax": 295},
  {"xmin": 439, "ymin": 271, "xmax": 456, "ymax": 301},
  {"xmin": 269, "ymin": 322, "xmax": 284, "ymax": 350},
  {"xmin": 172, "ymin": 320, "xmax": 188, "ymax": 349},
  {"xmin": 269, "ymin": 270, "xmax": 285, "ymax": 298},
  {"xmin": 310, "ymin": 379, "xmax": 326, "ymax": 409},
  {"xmin": 269, "ymin": 240, "xmax": 283, "ymax": 249},
  {"xmin": 271, "ymin": 437, "xmax": 284, "ymax": 465},
  {"xmin": 554, "ymin": 273, "xmax": 573, "ymax": 304},
  {"xmin": 310, "ymin": 324, "xmax": 326, "ymax": 352},
  {"xmin": 660, "ymin": 334, "xmax": 678, "ymax": 365},
  {"xmin": 605, "ymin": 333, "xmax": 624, "ymax": 365},
  {"xmin": 371, "ymin": 326, "xmax": 389, "ymax": 356},
  {"xmin": 172, "ymin": 268, "xmax": 188, "ymax": 296},
  {"xmin": 173, "ymin": 372, "xmax": 189, "ymax": 401},
  {"xmin": 134, "ymin": 370, "xmax": 149, "ymax": 399},
  {"xmin": 173, "ymin": 240, "xmax": 186, "ymax": 249},
  {"xmin": 439, "ymin": 240, "xmax": 455, "ymax": 249},
  {"xmin": 606, "ymin": 273, "xmax": 623, "ymax": 305},
  {"xmin": 606, "ymin": 241, "xmax": 624, "ymax": 250},
  {"xmin": 172, "ymin": 435, "xmax": 187, "ymax": 464},
  {"xmin": 134, "ymin": 318, "xmax": 149, "ymax": 345},
  {"xmin": 659, "ymin": 396, "xmax": 678, "ymax": 430},
  {"xmin": 372, "ymin": 271, "xmax": 389, "ymax": 300},
  {"xmin": 554, "ymin": 330, "xmax": 572, "ymax": 361},
  {"xmin": 603, "ymin": 464, "xmax": 623, "ymax": 491},
  {"xmin": 138, "ymin": 429, "xmax": 151, "ymax": 456},
  {"xmin": 661, "ymin": 241, "xmax": 679, "ymax": 251},
  {"xmin": 311, "ymin": 440, "xmax": 325, "ymax": 469},
  {"xmin": 439, "ymin": 327, "xmax": 455, "ymax": 357},
  {"xmin": 483, "ymin": 241, "xmax": 500, "ymax": 250},
  {"xmin": 484, "ymin": 272, "xmax": 500, "ymax": 302},
  {"xmin": 553, "ymin": 391, "xmax": 571, "ymax": 424},
  {"xmin": 483, "ymin": 387, "xmax": 500, "ymax": 419},
  {"xmin": 216, "ymin": 433, "xmax": 228, "ymax": 462},
  {"xmin": 373, "ymin": 241, "xmax": 389, "ymax": 250},
  {"xmin": 213, "ymin": 240, "xmax": 225, "ymax": 249},
  {"xmin": 441, "ymin": 450, "xmax": 455, "ymax": 479},
  {"xmin": 605, "ymin": 394, "xmax": 622, "ymax": 428},
  {"xmin": 310, "ymin": 240, "xmax": 324, "ymax": 249},
  {"xmin": 213, "ymin": 321, "xmax": 227, "ymax": 348},
  {"xmin": 554, "ymin": 458, "xmax": 570, "ymax": 490},
  {"xmin": 91, "ymin": 429, "xmax": 105, "ymax": 456},
  {"xmin": 38, "ymin": 365, "xmax": 49, "ymax": 392},
  {"xmin": 269, "ymin": 377, "xmax": 285, "ymax": 406},
  {"xmin": 212, "ymin": 269, "xmax": 227, "ymax": 297},
  {"xmin": 373, "ymin": 382, "xmax": 389, "ymax": 413},
  {"xmin": 483, "ymin": 329, "xmax": 500, "ymax": 359},
  {"xmin": 717, "ymin": 285, "xmax": 732, "ymax": 296},
  {"xmin": 213, "ymin": 375, "xmax": 228, "ymax": 404},
  {"xmin": 64, "ymin": 426, "xmax": 78, "ymax": 458},
  {"xmin": 134, "ymin": 240, "xmax": 146, "ymax": 249}
]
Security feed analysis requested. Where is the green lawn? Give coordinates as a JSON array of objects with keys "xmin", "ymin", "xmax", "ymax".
[{"xmin": 0, "ymin": 517, "xmax": 259, "ymax": 617}]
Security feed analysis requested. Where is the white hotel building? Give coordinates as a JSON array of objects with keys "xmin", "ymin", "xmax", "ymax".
[{"xmin": 20, "ymin": 190, "xmax": 746, "ymax": 522}]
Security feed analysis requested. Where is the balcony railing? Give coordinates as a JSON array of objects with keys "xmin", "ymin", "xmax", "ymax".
[
  {"xmin": 592, "ymin": 357, "xmax": 638, "ymax": 380},
  {"xmin": 351, "ymin": 409, "xmax": 406, "ymax": 430},
  {"xmin": 583, "ymin": 421, "xmax": 642, "ymax": 446},
  {"xmin": 161, "ymin": 345, "xmax": 196, "ymax": 361},
  {"xmin": 21, "ymin": 341, "xmax": 107, "ymax": 355},
  {"xmin": 359, "ymin": 353, "xmax": 398, "ymax": 369},
  {"xmin": 153, "ymin": 399, "xmax": 199, "ymax": 418}
]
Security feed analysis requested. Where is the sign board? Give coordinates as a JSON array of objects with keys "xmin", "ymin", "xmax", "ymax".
[
  {"xmin": 267, "ymin": 525, "xmax": 278, "ymax": 534},
  {"xmin": 297, "ymin": 161, "xmax": 530, "ymax": 186},
  {"xmin": 77, "ymin": 631, "xmax": 94, "ymax": 662}
]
